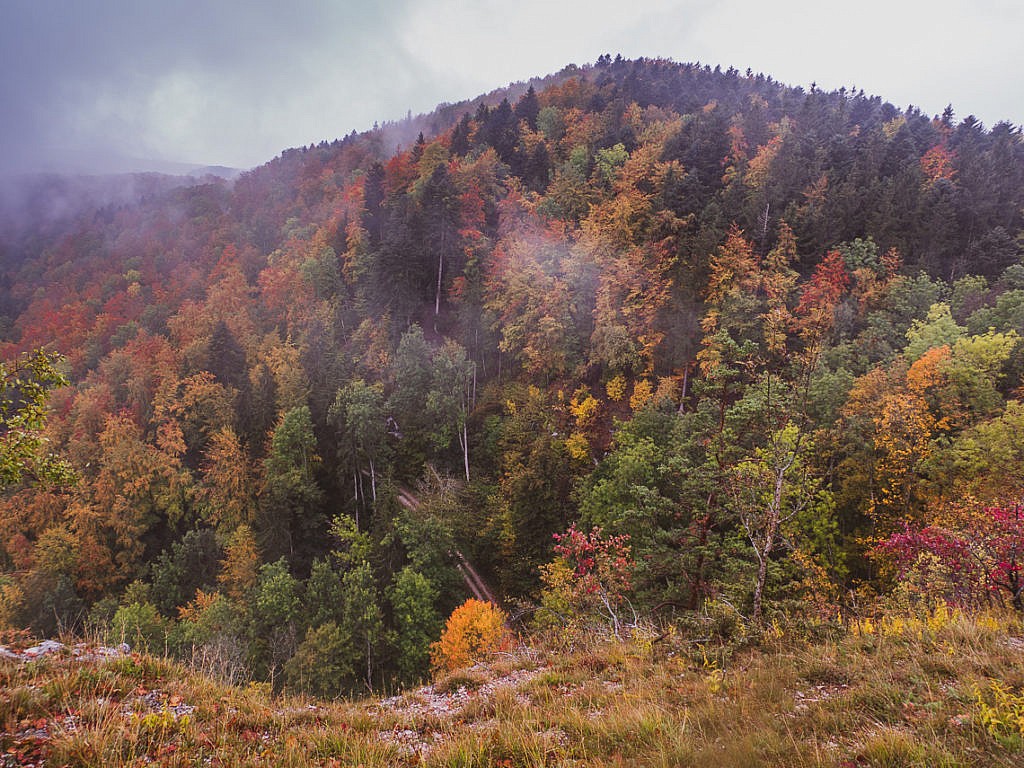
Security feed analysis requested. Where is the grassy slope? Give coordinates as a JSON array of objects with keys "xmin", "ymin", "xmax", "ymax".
[{"xmin": 2, "ymin": 612, "xmax": 1024, "ymax": 767}]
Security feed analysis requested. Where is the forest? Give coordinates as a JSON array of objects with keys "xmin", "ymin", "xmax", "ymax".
[{"xmin": 0, "ymin": 56, "xmax": 1022, "ymax": 695}]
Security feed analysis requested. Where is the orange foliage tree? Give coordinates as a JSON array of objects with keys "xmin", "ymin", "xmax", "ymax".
[{"xmin": 430, "ymin": 598, "xmax": 509, "ymax": 673}]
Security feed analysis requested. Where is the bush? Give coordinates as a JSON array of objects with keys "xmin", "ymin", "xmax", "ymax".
[
  {"xmin": 430, "ymin": 599, "xmax": 509, "ymax": 673},
  {"xmin": 169, "ymin": 590, "xmax": 247, "ymax": 681},
  {"xmin": 108, "ymin": 601, "xmax": 169, "ymax": 652},
  {"xmin": 535, "ymin": 525, "xmax": 633, "ymax": 639},
  {"xmin": 284, "ymin": 622, "xmax": 356, "ymax": 697},
  {"xmin": 0, "ymin": 576, "xmax": 25, "ymax": 630}
]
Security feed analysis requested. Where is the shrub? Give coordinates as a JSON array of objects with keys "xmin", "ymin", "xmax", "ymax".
[
  {"xmin": 284, "ymin": 622, "xmax": 356, "ymax": 698},
  {"xmin": 430, "ymin": 599, "xmax": 509, "ymax": 673},
  {"xmin": 536, "ymin": 524, "xmax": 633, "ymax": 638},
  {"xmin": 108, "ymin": 601, "xmax": 169, "ymax": 652},
  {"xmin": 974, "ymin": 680, "xmax": 1024, "ymax": 748},
  {"xmin": 170, "ymin": 590, "xmax": 247, "ymax": 681},
  {"xmin": 0, "ymin": 576, "xmax": 25, "ymax": 630},
  {"xmin": 878, "ymin": 502, "xmax": 1024, "ymax": 612}
]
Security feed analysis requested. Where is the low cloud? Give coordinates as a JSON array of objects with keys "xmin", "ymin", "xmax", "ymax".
[{"xmin": 1, "ymin": 0, "xmax": 1020, "ymax": 176}]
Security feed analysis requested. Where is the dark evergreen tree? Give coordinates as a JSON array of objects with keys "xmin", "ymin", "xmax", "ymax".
[
  {"xmin": 481, "ymin": 98, "xmax": 518, "ymax": 164},
  {"xmin": 207, "ymin": 320, "xmax": 249, "ymax": 395},
  {"xmin": 450, "ymin": 112, "xmax": 473, "ymax": 157},
  {"xmin": 514, "ymin": 85, "xmax": 540, "ymax": 130},
  {"xmin": 362, "ymin": 162, "xmax": 387, "ymax": 247}
]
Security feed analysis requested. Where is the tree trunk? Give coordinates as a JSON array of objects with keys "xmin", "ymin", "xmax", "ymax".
[
  {"xmin": 366, "ymin": 636, "xmax": 372, "ymax": 690},
  {"xmin": 752, "ymin": 551, "xmax": 769, "ymax": 623},
  {"xmin": 369, "ymin": 457, "xmax": 377, "ymax": 503},
  {"xmin": 460, "ymin": 422, "xmax": 470, "ymax": 482},
  {"xmin": 686, "ymin": 507, "xmax": 713, "ymax": 610},
  {"xmin": 435, "ymin": 226, "xmax": 446, "ymax": 317},
  {"xmin": 752, "ymin": 451, "xmax": 791, "ymax": 623},
  {"xmin": 353, "ymin": 466, "xmax": 360, "ymax": 528},
  {"xmin": 435, "ymin": 249, "xmax": 443, "ymax": 316}
]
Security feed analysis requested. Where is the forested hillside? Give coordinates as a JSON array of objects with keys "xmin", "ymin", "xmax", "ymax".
[{"xmin": 1, "ymin": 56, "xmax": 1023, "ymax": 692}]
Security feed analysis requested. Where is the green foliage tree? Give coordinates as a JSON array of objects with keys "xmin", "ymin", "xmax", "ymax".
[
  {"xmin": 329, "ymin": 514, "xmax": 383, "ymax": 688},
  {"xmin": 109, "ymin": 600, "xmax": 169, "ymax": 652},
  {"xmin": 148, "ymin": 529, "xmax": 222, "ymax": 616},
  {"xmin": 904, "ymin": 303, "xmax": 965, "ymax": 361},
  {"xmin": 488, "ymin": 386, "xmax": 575, "ymax": 595},
  {"xmin": 331, "ymin": 378, "xmax": 387, "ymax": 518},
  {"xmin": 388, "ymin": 567, "xmax": 441, "ymax": 681},
  {"xmin": 427, "ymin": 341, "xmax": 475, "ymax": 481},
  {"xmin": 250, "ymin": 558, "xmax": 301, "ymax": 682},
  {"xmin": 943, "ymin": 330, "xmax": 1018, "ymax": 421},
  {"xmin": 392, "ymin": 479, "xmax": 462, "ymax": 609},
  {"xmin": 387, "ymin": 325, "xmax": 434, "ymax": 470},
  {"xmin": 301, "ymin": 558, "xmax": 344, "ymax": 630},
  {"xmin": 727, "ymin": 420, "xmax": 830, "ymax": 622},
  {"xmin": 19, "ymin": 570, "xmax": 84, "ymax": 637},
  {"xmin": 946, "ymin": 401, "xmax": 1024, "ymax": 500},
  {"xmin": 257, "ymin": 406, "xmax": 324, "ymax": 565},
  {"xmin": 594, "ymin": 143, "xmax": 629, "ymax": 189},
  {"xmin": 0, "ymin": 349, "xmax": 74, "ymax": 488},
  {"xmin": 340, "ymin": 561, "xmax": 382, "ymax": 690}
]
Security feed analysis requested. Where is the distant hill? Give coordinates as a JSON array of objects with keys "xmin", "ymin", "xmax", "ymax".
[{"xmin": 0, "ymin": 170, "xmax": 237, "ymax": 249}]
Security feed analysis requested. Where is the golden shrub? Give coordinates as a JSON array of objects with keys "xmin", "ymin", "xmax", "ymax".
[{"xmin": 430, "ymin": 599, "xmax": 509, "ymax": 673}]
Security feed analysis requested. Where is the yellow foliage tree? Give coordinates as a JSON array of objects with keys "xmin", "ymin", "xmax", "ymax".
[
  {"xmin": 605, "ymin": 374, "xmax": 627, "ymax": 402},
  {"xmin": 218, "ymin": 524, "xmax": 260, "ymax": 601},
  {"xmin": 629, "ymin": 379, "xmax": 654, "ymax": 411}
]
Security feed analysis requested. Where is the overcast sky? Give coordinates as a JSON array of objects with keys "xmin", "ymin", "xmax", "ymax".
[{"xmin": 1, "ymin": 0, "xmax": 1021, "ymax": 175}]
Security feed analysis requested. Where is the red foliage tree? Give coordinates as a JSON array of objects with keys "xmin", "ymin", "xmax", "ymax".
[
  {"xmin": 793, "ymin": 250, "xmax": 850, "ymax": 344},
  {"xmin": 552, "ymin": 524, "xmax": 633, "ymax": 610},
  {"xmin": 878, "ymin": 502, "xmax": 1024, "ymax": 611}
]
